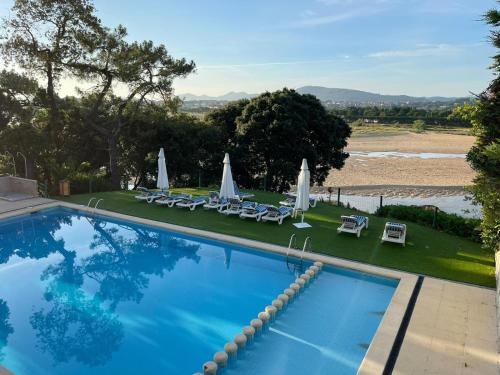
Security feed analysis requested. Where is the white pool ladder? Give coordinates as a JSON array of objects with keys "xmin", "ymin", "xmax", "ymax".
[
  {"xmin": 301, "ymin": 236, "xmax": 312, "ymax": 260},
  {"xmin": 86, "ymin": 197, "xmax": 104, "ymax": 214},
  {"xmin": 286, "ymin": 234, "xmax": 312, "ymax": 274},
  {"xmin": 94, "ymin": 199, "xmax": 104, "ymax": 209}
]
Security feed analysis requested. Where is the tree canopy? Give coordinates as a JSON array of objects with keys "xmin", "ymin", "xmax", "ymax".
[
  {"xmin": 454, "ymin": 4, "xmax": 500, "ymax": 252},
  {"xmin": 208, "ymin": 89, "xmax": 351, "ymax": 192}
]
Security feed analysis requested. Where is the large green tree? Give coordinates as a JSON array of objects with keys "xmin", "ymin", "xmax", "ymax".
[
  {"xmin": 209, "ymin": 89, "xmax": 351, "ymax": 192},
  {"xmin": 72, "ymin": 26, "xmax": 195, "ymax": 188},
  {"xmin": 0, "ymin": 70, "xmax": 44, "ymax": 178},
  {"xmin": 1, "ymin": 0, "xmax": 195, "ymax": 189},
  {"xmin": 1, "ymin": 0, "xmax": 100, "ymax": 137},
  {"xmin": 454, "ymin": 5, "xmax": 500, "ymax": 252},
  {"xmin": 120, "ymin": 105, "xmax": 222, "ymax": 188}
]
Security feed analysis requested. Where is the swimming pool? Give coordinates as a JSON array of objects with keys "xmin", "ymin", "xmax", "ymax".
[{"xmin": 0, "ymin": 207, "xmax": 398, "ymax": 374}]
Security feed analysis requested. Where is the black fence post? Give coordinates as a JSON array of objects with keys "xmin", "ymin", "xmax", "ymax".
[
  {"xmin": 337, "ymin": 188, "xmax": 341, "ymax": 207},
  {"xmin": 379, "ymin": 195, "xmax": 383, "ymax": 210}
]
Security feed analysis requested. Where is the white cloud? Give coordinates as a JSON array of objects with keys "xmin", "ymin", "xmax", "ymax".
[
  {"xmin": 198, "ymin": 58, "xmax": 343, "ymax": 70},
  {"xmin": 301, "ymin": 9, "xmax": 317, "ymax": 17},
  {"xmin": 297, "ymin": 10, "xmax": 359, "ymax": 26},
  {"xmin": 317, "ymin": 0, "xmax": 394, "ymax": 5},
  {"xmin": 368, "ymin": 44, "xmax": 462, "ymax": 58},
  {"xmin": 294, "ymin": 0, "xmax": 396, "ymax": 27}
]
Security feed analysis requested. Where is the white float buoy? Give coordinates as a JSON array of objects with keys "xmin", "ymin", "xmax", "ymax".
[
  {"xmin": 243, "ymin": 325, "xmax": 255, "ymax": 346},
  {"xmin": 234, "ymin": 334, "xmax": 247, "ymax": 350},
  {"xmin": 295, "ymin": 278, "xmax": 306, "ymax": 288},
  {"xmin": 203, "ymin": 361, "xmax": 218, "ymax": 375},
  {"xmin": 265, "ymin": 305, "xmax": 277, "ymax": 323},
  {"xmin": 257, "ymin": 311, "xmax": 271, "ymax": 329},
  {"xmin": 300, "ymin": 273, "xmax": 311, "ymax": 285},
  {"xmin": 277, "ymin": 293, "xmax": 289, "ymax": 308},
  {"xmin": 213, "ymin": 352, "xmax": 228, "ymax": 368},
  {"xmin": 284, "ymin": 288, "xmax": 295, "ymax": 301},
  {"xmin": 272, "ymin": 299, "xmax": 284, "ymax": 313},
  {"xmin": 250, "ymin": 318, "xmax": 263, "ymax": 338},
  {"xmin": 224, "ymin": 342, "xmax": 238, "ymax": 365},
  {"xmin": 290, "ymin": 283, "xmax": 300, "ymax": 295},
  {"xmin": 258, "ymin": 311, "xmax": 271, "ymax": 331},
  {"xmin": 313, "ymin": 261, "xmax": 323, "ymax": 270},
  {"xmin": 310, "ymin": 265, "xmax": 320, "ymax": 274},
  {"xmin": 234, "ymin": 334, "xmax": 247, "ymax": 359},
  {"xmin": 305, "ymin": 269, "xmax": 315, "ymax": 278}
]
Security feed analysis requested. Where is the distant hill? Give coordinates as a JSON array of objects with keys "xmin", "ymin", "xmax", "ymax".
[
  {"xmin": 296, "ymin": 86, "xmax": 460, "ymax": 104},
  {"xmin": 179, "ymin": 91, "xmax": 257, "ymax": 101},
  {"xmin": 179, "ymin": 86, "xmax": 464, "ymax": 105}
]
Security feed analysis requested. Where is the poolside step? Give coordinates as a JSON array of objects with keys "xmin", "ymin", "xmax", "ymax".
[{"xmin": 194, "ymin": 261, "xmax": 324, "ymax": 375}]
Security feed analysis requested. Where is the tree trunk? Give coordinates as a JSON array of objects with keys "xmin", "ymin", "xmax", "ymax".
[
  {"xmin": 46, "ymin": 62, "xmax": 57, "ymax": 135},
  {"xmin": 108, "ymin": 135, "xmax": 121, "ymax": 190},
  {"xmin": 26, "ymin": 156, "xmax": 36, "ymax": 180}
]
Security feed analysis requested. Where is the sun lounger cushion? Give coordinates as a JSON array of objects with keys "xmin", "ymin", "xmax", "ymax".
[{"xmin": 353, "ymin": 215, "xmax": 367, "ymax": 226}]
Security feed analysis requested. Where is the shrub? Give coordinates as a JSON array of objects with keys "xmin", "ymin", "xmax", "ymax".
[
  {"xmin": 412, "ymin": 119, "xmax": 426, "ymax": 133},
  {"xmin": 351, "ymin": 119, "xmax": 364, "ymax": 127},
  {"xmin": 376, "ymin": 205, "xmax": 481, "ymax": 242},
  {"xmin": 68, "ymin": 172, "xmax": 114, "ymax": 194}
]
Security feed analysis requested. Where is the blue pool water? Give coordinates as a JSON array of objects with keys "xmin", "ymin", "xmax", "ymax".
[{"xmin": 0, "ymin": 208, "xmax": 397, "ymax": 374}]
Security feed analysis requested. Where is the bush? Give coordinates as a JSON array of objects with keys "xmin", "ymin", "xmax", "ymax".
[
  {"xmin": 351, "ymin": 119, "xmax": 364, "ymax": 127},
  {"xmin": 376, "ymin": 205, "xmax": 481, "ymax": 242},
  {"xmin": 412, "ymin": 119, "xmax": 426, "ymax": 133},
  {"xmin": 68, "ymin": 172, "xmax": 114, "ymax": 194}
]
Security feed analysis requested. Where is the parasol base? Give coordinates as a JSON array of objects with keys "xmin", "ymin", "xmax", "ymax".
[{"xmin": 293, "ymin": 222, "xmax": 312, "ymax": 229}]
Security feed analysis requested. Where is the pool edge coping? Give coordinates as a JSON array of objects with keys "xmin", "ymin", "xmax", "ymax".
[{"xmin": 0, "ymin": 201, "xmax": 418, "ymax": 375}]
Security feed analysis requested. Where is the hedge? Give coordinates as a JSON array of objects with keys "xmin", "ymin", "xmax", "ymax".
[{"xmin": 376, "ymin": 205, "xmax": 481, "ymax": 243}]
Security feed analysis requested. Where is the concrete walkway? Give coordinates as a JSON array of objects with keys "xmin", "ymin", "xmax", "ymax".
[
  {"xmin": 0, "ymin": 197, "xmax": 54, "ymax": 215},
  {"xmin": 394, "ymin": 277, "xmax": 499, "ymax": 375}
]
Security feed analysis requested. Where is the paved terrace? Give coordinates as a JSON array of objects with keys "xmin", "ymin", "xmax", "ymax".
[
  {"xmin": 393, "ymin": 278, "xmax": 499, "ymax": 375},
  {"xmin": 0, "ymin": 197, "xmax": 55, "ymax": 215}
]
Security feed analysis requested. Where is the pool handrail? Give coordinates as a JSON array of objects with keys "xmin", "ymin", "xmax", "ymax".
[
  {"xmin": 94, "ymin": 199, "xmax": 104, "ymax": 210},
  {"xmin": 301, "ymin": 237, "xmax": 312, "ymax": 259}
]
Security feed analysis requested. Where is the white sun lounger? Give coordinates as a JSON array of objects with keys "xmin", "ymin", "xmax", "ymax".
[
  {"xmin": 155, "ymin": 193, "xmax": 191, "ymax": 207},
  {"xmin": 176, "ymin": 196, "xmax": 208, "ymax": 211},
  {"xmin": 146, "ymin": 191, "xmax": 169, "ymax": 203},
  {"xmin": 279, "ymin": 193, "xmax": 318, "ymax": 208},
  {"xmin": 337, "ymin": 215, "xmax": 369, "ymax": 238},
  {"xmin": 203, "ymin": 191, "xmax": 230, "ymax": 211},
  {"xmin": 381, "ymin": 222, "xmax": 407, "ymax": 246},
  {"xmin": 134, "ymin": 187, "xmax": 166, "ymax": 202},
  {"xmin": 233, "ymin": 182, "xmax": 255, "ymax": 201},
  {"xmin": 222, "ymin": 199, "xmax": 256, "ymax": 215},
  {"xmin": 239, "ymin": 204, "xmax": 269, "ymax": 221},
  {"xmin": 261, "ymin": 206, "xmax": 293, "ymax": 225}
]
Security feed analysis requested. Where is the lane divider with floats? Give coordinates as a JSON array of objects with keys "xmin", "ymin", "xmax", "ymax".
[{"xmin": 193, "ymin": 261, "xmax": 324, "ymax": 375}]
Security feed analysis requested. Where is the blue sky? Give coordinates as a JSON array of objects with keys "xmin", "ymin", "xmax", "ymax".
[{"xmin": 0, "ymin": 0, "xmax": 497, "ymax": 97}]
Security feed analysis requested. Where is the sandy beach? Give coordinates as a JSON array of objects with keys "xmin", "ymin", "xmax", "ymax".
[
  {"xmin": 324, "ymin": 132, "xmax": 476, "ymax": 194},
  {"xmin": 346, "ymin": 132, "xmax": 475, "ymax": 153}
]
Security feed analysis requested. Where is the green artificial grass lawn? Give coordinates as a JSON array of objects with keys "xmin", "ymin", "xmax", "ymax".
[{"xmin": 58, "ymin": 188, "xmax": 495, "ymax": 288}]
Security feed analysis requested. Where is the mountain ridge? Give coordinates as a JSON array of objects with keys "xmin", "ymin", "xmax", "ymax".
[{"xmin": 179, "ymin": 86, "xmax": 464, "ymax": 104}]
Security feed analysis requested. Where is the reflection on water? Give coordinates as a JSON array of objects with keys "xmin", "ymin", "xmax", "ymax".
[
  {"xmin": 0, "ymin": 210, "xmax": 201, "ymax": 368},
  {"xmin": 0, "ymin": 299, "xmax": 13, "ymax": 362}
]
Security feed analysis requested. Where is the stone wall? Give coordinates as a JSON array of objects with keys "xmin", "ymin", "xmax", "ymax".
[{"xmin": 0, "ymin": 176, "xmax": 38, "ymax": 197}]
